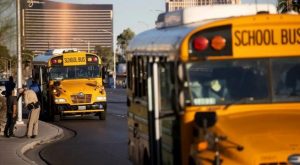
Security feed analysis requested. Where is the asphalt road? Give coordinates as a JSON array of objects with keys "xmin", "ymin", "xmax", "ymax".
[{"xmin": 26, "ymin": 88, "xmax": 131, "ymax": 165}]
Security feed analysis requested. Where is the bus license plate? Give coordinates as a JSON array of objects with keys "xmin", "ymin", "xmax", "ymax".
[{"xmin": 78, "ymin": 106, "xmax": 86, "ymax": 110}]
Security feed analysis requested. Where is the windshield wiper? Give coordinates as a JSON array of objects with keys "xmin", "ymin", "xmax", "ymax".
[{"xmin": 223, "ymin": 97, "xmax": 254, "ymax": 110}]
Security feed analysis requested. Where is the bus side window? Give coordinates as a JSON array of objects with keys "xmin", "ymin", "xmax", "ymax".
[
  {"xmin": 142, "ymin": 57, "xmax": 147, "ymax": 98},
  {"xmin": 127, "ymin": 62, "xmax": 132, "ymax": 90},
  {"xmin": 285, "ymin": 65, "xmax": 300, "ymax": 96},
  {"xmin": 159, "ymin": 62, "xmax": 174, "ymax": 111},
  {"xmin": 137, "ymin": 57, "xmax": 143, "ymax": 97},
  {"xmin": 133, "ymin": 56, "xmax": 138, "ymax": 97},
  {"xmin": 133, "ymin": 56, "xmax": 147, "ymax": 99}
]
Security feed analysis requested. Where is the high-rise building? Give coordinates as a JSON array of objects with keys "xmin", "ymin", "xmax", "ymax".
[
  {"xmin": 166, "ymin": 0, "xmax": 240, "ymax": 12},
  {"xmin": 21, "ymin": 0, "xmax": 113, "ymax": 53}
]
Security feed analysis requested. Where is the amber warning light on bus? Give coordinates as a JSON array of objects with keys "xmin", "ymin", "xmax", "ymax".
[{"xmin": 211, "ymin": 35, "xmax": 226, "ymax": 50}]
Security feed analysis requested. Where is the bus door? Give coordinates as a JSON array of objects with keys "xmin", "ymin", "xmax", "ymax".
[
  {"xmin": 32, "ymin": 64, "xmax": 49, "ymax": 119},
  {"xmin": 148, "ymin": 57, "xmax": 180, "ymax": 165}
]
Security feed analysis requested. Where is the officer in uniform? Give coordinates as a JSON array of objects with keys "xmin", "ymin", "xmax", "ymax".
[{"xmin": 18, "ymin": 85, "xmax": 40, "ymax": 138}]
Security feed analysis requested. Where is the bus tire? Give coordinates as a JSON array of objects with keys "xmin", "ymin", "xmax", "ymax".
[
  {"xmin": 188, "ymin": 157, "xmax": 196, "ymax": 165},
  {"xmin": 142, "ymin": 149, "xmax": 150, "ymax": 165},
  {"xmin": 99, "ymin": 111, "xmax": 106, "ymax": 120}
]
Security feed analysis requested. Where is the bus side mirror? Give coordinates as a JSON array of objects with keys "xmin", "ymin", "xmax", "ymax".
[
  {"xmin": 178, "ymin": 63, "xmax": 185, "ymax": 82},
  {"xmin": 179, "ymin": 89, "xmax": 185, "ymax": 109},
  {"xmin": 177, "ymin": 63, "xmax": 190, "ymax": 110},
  {"xmin": 194, "ymin": 111, "xmax": 217, "ymax": 129}
]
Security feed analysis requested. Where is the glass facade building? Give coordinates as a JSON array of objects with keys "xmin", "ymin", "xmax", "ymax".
[{"xmin": 21, "ymin": 0, "xmax": 113, "ymax": 53}]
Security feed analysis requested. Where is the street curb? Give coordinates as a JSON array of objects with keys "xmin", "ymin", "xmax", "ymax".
[{"xmin": 16, "ymin": 121, "xmax": 64, "ymax": 165}]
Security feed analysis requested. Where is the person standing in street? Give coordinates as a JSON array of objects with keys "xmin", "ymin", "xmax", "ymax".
[
  {"xmin": 4, "ymin": 89, "xmax": 17, "ymax": 138},
  {"xmin": 4, "ymin": 76, "xmax": 16, "ymax": 137},
  {"xmin": 17, "ymin": 85, "xmax": 40, "ymax": 138},
  {"xmin": 29, "ymin": 79, "xmax": 42, "ymax": 102},
  {"xmin": 5, "ymin": 76, "xmax": 16, "ymax": 98},
  {"xmin": 4, "ymin": 76, "xmax": 16, "ymax": 115}
]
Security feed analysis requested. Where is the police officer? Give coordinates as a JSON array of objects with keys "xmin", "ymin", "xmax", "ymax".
[{"xmin": 18, "ymin": 85, "xmax": 40, "ymax": 138}]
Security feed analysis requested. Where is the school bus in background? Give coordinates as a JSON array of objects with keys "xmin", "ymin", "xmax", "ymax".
[
  {"xmin": 32, "ymin": 50, "xmax": 107, "ymax": 121},
  {"xmin": 126, "ymin": 4, "xmax": 300, "ymax": 165}
]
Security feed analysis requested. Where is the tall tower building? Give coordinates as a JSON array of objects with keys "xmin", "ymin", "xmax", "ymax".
[
  {"xmin": 21, "ymin": 0, "xmax": 113, "ymax": 53},
  {"xmin": 166, "ymin": 0, "xmax": 240, "ymax": 12}
]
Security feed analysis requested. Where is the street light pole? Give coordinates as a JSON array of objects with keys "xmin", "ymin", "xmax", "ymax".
[
  {"xmin": 98, "ymin": 29, "xmax": 116, "ymax": 88},
  {"xmin": 73, "ymin": 38, "xmax": 90, "ymax": 53},
  {"xmin": 113, "ymin": 46, "xmax": 116, "ymax": 89},
  {"xmin": 16, "ymin": 0, "xmax": 24, "ymax": 125}
]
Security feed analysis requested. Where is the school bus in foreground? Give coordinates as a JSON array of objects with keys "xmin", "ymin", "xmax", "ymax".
[
  {"xmin": 126, "ymin": 4, "xmax": 300, "ymax": 165},
  {"xmin": 32, "ymin": 50, "xmax": 107, "ymax": 121}
]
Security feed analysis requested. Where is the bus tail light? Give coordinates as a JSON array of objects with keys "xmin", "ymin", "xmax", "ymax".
[
  {"xmin": 51, "ymin": 59, "xmax": 57, "ymax": 64},
  {"xmin": 193, "ymin": 36, "xmax": 208, "ymax": 51},
  {"xmin": 211, "ymin": 35, "xmax": 226, "ymax": 50}
]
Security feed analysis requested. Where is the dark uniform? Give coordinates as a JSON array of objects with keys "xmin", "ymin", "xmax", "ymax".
[
  {"xmin": 4, "ymin": 76, "xmax": 16, "ymax": 138},
  {"xmin": 4, "ymin": 95, "xmax": 17, "ymax": 137}
]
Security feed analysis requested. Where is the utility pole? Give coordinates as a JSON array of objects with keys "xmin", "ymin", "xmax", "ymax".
[
  {"xmin": 98, "ymin": 29, "xmax": 116, "ymax": 88},
  {"xmin": 16, "ymin": 0, "xmax": 24, "ymax": 125}
]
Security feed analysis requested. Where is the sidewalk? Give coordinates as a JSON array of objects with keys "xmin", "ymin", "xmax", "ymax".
[{"xmin": 0, "ymin": 119, "xmax": 63, "ymax": 165}]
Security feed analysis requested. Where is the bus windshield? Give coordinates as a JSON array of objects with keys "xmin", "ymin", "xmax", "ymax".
[
  {"xmin": 49, "ymin": 65, "xmax": 101, "ymax": 80},
  {"xmin": 187, "ymin": 57, "xmax": 300, "ymax": 105}
]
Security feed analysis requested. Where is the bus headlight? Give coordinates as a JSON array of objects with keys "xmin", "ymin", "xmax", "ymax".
[
  {"xmin": 96, "ymin": 96, "xmax": 106, "ymax": 101},
  {"xmin": 99, "ymin": 86, "xmax": 105, "ymax": 94},
  {"xmin": 53, "ymin": 89, "xmax": 61, "ymax": 96},
  {"xmin": 55, "ymin": 98, "xmax": 66, "ymax": 103}
]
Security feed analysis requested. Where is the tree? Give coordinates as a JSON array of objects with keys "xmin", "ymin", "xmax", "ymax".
[
  {"xmin": 94, "ymin": 45, "xmax": 113, "ymax": 70},
  {"xmin": 0, "ymin": 0, "xmax": 15, "ymax": 77},
  {"xmin": 0, "ymin": 45, "xmax": 11, "ymax": 72},
  {"xmin": 0, "ymin": 0, "xmax": 14, "ymax": 42},
  {"xmin": 22, "ymin": 49, "xmax": 34, "ymax": 62},
  {"xmin": 277, "ymin": 0, "xmax": 300, "ymax": 13},
  {"xmin": 116, "ymin": 28, "xmax": 135, "ymax": 61}
]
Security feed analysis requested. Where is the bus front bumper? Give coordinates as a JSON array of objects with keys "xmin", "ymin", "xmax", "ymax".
[
  {"xmin": 62, "ymin": 109, "xmax": 104, "ymax": 114},
  {"xmin": 56, "ymin": 102, "xmax": 107, "ymax": 114}
]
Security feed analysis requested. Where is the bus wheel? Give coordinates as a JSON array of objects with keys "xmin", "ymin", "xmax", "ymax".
[
  {"xmin": 142, "ymin": 149, "xmax": 150, "ymax": 165},
  {"xmin": 188, "ymin": 157, "xmax": 196, "ymax": 165},
  {"xmin": 99, "ymin": 111, "xmax": 106, "ymax": 120}
]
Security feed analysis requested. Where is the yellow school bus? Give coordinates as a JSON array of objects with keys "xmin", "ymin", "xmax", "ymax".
[
  {"xmin": 33, "ymin": 49, "xmax": 107, "ymax": 121},
  {"xmin": 126, "ymin": 4, "xmax": 300, "ymax": 165}
]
